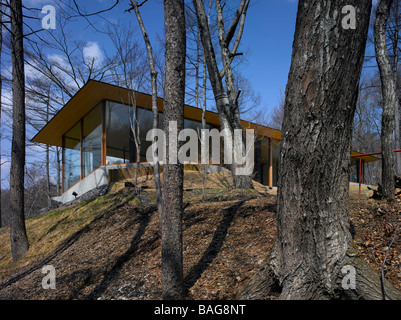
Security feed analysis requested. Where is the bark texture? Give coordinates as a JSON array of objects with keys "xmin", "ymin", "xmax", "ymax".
[
  {"xmin": 273, "ymin": 0, "xmax": 374, "ymax": 299},
  {"xmin": 238, "ymin": 0, "xmax": 400, "ymax": 300},
  {"xmin": 375, "ymin": 0, "xmax": 396, "ymax": 200},
  {"xmin": 10, "ymin": 0, "xmax": 29, "ymax": 260},
  {"xmin": 272, "ymin": 0, "xmax": 374, "ymax": 300},
  {"xmin": 162, "ymin": 0, "xmax": 186, "ymax": 300},
  {"xmin": 391, "ymin": 3, "xmax": 401, "ymax": 175},
  {"xmin": 0, "ymin": 1, "xmax": 3, "ymax": 228}
]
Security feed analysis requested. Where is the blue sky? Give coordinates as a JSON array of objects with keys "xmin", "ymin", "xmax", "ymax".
[
  {"xmin": 240, "ymin": 0, "xmax": 298, "ymax": 110},
  {"xmin": 1, "ymin": 0, "xmax": 299, "ymax": 187},
  {"xmin": 17, "ymin": 0, "xmax": 299, "ymax": 112},
  {"xmin": 59, "ymin": 0, "xmax": 299, "ymax": 111}
]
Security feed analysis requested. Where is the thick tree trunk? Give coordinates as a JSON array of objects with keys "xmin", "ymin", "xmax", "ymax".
[
  {"xmin": 0, "ymin": 1, "xmax": 3, "ymax": 228},
  {"xmin": 10, "ymin": 0, "xmax": 29, "ymax": 260},
  {"xmin": 237, "ymin": 0, "xmax": 400, "ymax": 300},
  {"xmin": 272, "ymin": 1, "xmax": 370, "ymax": 299},
  {"xmin": 273, "ymin": 0, "xmax": 379, "ymax": 299},
  {"xmin": 162, "ymin": 0, "xmax": 186, "ymax": 300},
  {"xmin": 238, "ymin": 251, "xmax": 401, "ymax": 300},
  {"xmin": 393, "ymin": 3, "xmax": 401, "ymax": 174},
  {"xmin": 375, "ymin": 0, "xmax": 396, "ymax": 200}
]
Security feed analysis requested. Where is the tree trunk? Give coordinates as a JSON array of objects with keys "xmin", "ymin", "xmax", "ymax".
[
  {"xmin": 46, "ymin": 93, "xmax": 51, "ymax": 208},
  {"xmin": 134, "ymin": 102, "xmax": 141, "ymax": 191},
  {"xmin": 238, "ymin": 0, "xmax": 401, "ymax": 300},
  {"xmin": 193, "ymin": 0, "xmax": 253, "ymax": 189},
  {"xmin": 56, "ymin": 147, "xmax": 61, "ymax": 196},
  {"xmin": 375, "ymin": 0, "xmax": 396, "ymax": 200},
  {"xmin": 130, "ymin": 0, "xmax": 162, "ymax": 217},
  {"xmin": 0, "ymin": 1, "xmax": 3, "ymax": 228},
  {"xmin": 162, "ymin": 0, "xmax": 186, "ymax": 300},
  {"xmin": 201, "ymin": 42, "xmax": 209, "ymax": 198},
  {"xmin": 392, "ymin": 2, "xmax": 401, "ymax": 174},
  {"xmin": 10, "ymin": 0, "xmax": 29, "ymax": 260},
  {"xmin": 272, "ymin": 0, "xmax": 372, "ymax": 299}
]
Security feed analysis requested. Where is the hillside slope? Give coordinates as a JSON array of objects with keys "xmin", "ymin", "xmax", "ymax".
[
  {"xmin": 0, "ymin": 171, "xmax": 400, "ymax": 300},
  {"xmin": 0, "ymin": 173, "xmax": 278, "ymax": 300}
]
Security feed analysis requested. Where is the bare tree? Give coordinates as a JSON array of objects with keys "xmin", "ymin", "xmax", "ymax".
[
  {"xmin": 201, "ymin": 0, "xmax": 213, "ymax": 197},
  {"xmin": 105, "ymin": 23, "xmax": 148, "ymax": 194},
  {"xmin": 162, "ymin": 0, "xmax": 186, "ymax": 300},
  {"xmin": 129, "ymin": 0, "xmax": 163, "ymax": 218},
  {"xmin": 266, "ymin": 92, "xmax": 285, "ymax": 130},
  {"xmin": 24, "ymin": 164, "xmax": 55, "ymax": 218},
  {"xmin": 375, "ymin": 0, "xmax": 396, "ymax": 200},
  {"xmin": 9, "ymin": 0, "xmax": 29, "ymax": 260},
  {"xmin": 129, "ymin": 93, "xmax": 142, "ymax": 191},
  {"xmin": 352, "ymin": 77, "xmax": 382, "ymax": 185},
  {"xmin": 45, "ymin": 85, "xmax": 52, "ymax": 207},
  {"xmin": 193, "ymin": 0, "xmax": 253, "ymax": 189}
]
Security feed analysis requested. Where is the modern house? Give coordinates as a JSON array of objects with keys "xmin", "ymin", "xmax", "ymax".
[{"xmin": 32, "ymin": 80, "xmax": 379, "ymax": 203}]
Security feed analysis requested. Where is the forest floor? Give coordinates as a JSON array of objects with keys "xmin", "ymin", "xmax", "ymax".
[{"xmin": 0, "ymin": 170, "xmax": 400, "ymax": 300}]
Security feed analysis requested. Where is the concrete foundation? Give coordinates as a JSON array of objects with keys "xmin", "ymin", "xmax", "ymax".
[{"xmin": 53, "ymin": 163, "xmax": 229, "ymax": 204}]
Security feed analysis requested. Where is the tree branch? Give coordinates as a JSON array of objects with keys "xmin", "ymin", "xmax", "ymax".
[{"xmin": 223, "ymin": 0, "xmax": 249, "ymax": 46}]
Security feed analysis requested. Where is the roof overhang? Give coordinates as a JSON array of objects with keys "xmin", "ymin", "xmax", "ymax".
[
  {"xmin": 31, "ymin": 80, "xmax": 282, "ymax": 147},
  {"xmin": 31, "ymin": 80, "xmax": 163, "ymax": 147},
  {"xmin": 351, "ymin": 150, "xmax": 381, "ymax": 163}
]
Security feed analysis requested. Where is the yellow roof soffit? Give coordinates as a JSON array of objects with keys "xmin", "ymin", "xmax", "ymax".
[
  {"xmin": 351, "ymin": 151, "xmax": 381, "ymax": 163},
  {"xmin": 31, "ymin": 80, "xmax": 282, "ymax": 147}
]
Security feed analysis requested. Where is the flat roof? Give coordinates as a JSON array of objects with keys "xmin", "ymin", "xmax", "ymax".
[
  {"xmin": 31, "ymin": 80, "xmax": 282, "ymax": 147},
  {"xmin": 351, "ymin": 150, "xmax": 381, "ymax": 163}
]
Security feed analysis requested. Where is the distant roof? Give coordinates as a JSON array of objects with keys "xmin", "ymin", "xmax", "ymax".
[
  {"xmin": 351, "ymin": 150, "xmax": 381, "ymax": 163},
  {"xmin": 31, "ymin": 80, "xmax": 282, "ymax": 147}
]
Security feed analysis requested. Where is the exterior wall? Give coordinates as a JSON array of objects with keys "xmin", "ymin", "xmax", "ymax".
[{"xmin": 54, "ymin": 166, "xmax": 109, "ymax": 203}]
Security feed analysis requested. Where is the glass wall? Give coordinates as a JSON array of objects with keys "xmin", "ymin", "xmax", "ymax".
[
  {"xmin": 184, "ymin": 118, "xmax": 203, "ymax": 132},
  {"xmin": 350, "ymin": 158, "xmax": 365, "ymax": 183},
  {"xmin": 63, "ymin": 122, "xmax": 81, "ymax": 192},
  {"xmin": 184, "ymin": 119, "xmax": 205, "ymax": 163},
  {"xmin": 137, "ymin": 107, "xmax": 154, "ymax": 162},
  {"xmin": 261, "ymin": 137, "xmax": 270, "ymax": 186},
  {"xmin": 105, "ymin": 102, "xmax": 163, "ymax": 165},
  {"xmin": 271, "ymin": 139, "xmax": 280, "ymax": 187},
  {"xmin": 82, "ymin": 104, "xmax": 102, "ymax": 177},
  {"xmin": 105, "ymin": 101, "xmax": 133, "ymax": 165},
  {"xmin": 260, "ymin": 137, "xmax": 280, "ymax": 187},
  {"xmin": 61, "ymin": 98, "xmax": 219, "ymax": 193}
]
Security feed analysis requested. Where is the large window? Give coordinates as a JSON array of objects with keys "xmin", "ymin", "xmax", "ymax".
[
  {"xmin": 105, "ymin": 101, "xmax": 133, "ymax": 165},
  {"xmin": 82, "ymin": 104, "xmax": 102, "ymax": 177},
  {"xmin": 63, "ymin": 122, "xmax": 81, "ymax": 192},
  {"xmin": 350, "ymin": 158, "xmax": 365, "ymax": 184},
  {"xmin": 137, "ymin": 107, "xmax": 154, "ymax": 162},
  {"xmin": 260, "ymin": 137, "xmax": 279, "ymax": 187},
  {"xmin": 271, "ymin": 139, "xmax": 280, "ymax": 187},
  {"xmin": 63, "ymin": 99, "xmax": 214, "ymax": 193}
]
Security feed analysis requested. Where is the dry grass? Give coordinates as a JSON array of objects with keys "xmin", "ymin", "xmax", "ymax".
[
  {"xmin": 1, "ymin": 170, "xmax": 373, "ymax": 280},
  {"xmin": 0, "ymin": 170, "xmax": 270, "ymax": 281},
  {"xmin": 3, "ymin": 169, "xmax": 398, "ymax": 300},
  {"xmin": 110, "ymin": 166, "xmax": 275, "ymax": 195},
  {"xmin": 0, "ymin": 194, "xmax": 132, "ymax": 280},
  {"xmin": 348, "ymin": 185, "xmax": 401, "ymax": 200}
]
